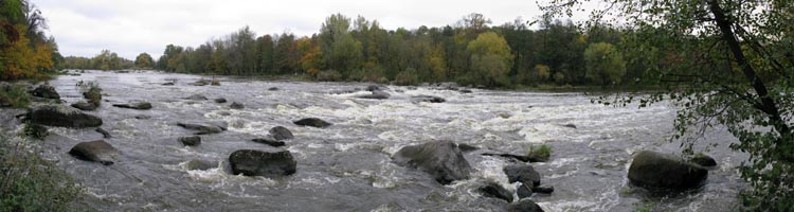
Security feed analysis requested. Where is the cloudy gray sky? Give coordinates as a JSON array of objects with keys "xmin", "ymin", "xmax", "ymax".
[{"xmin": 35, "ymin": 0, "xmax": 553, "ymax": 59}]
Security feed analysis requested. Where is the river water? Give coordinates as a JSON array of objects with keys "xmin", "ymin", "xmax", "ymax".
[{"xmin": 31, "ymin": 70, "xmax": 746, "ymax": 211}]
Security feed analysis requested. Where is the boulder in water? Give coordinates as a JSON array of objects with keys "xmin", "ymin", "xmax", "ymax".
[
  {"xmin": 268, "ymin": 87, "xmax": 279, "ymax": 91},
  {"xmin": 627, "ymin": 151, "xmax": 708, "ymax": 190},
  {"xmin": 357, "ymin": 90, "xmax": 390, "ymax": 100},
  {"xmin": 161, "ymin": 82, "xmax": 175, "ymax": 86},
  {"xmin": 184, "ymin": 94, "xmax": 208, "ymax": 101},
  {"xmin": 95, "ymin": 128, "xmax": 111, "ymax": 138},
  {"xmin": 477, "ymin": 181, "xmax": 513, "ymax": 202},
  {"xmin": 71, "ymin": 101, "xmax": 97, "ymax": 111},
  {"xmin": 269, "ymin": 126, "xmax": 294, "ymax": 140},
  {"xmin": 392, "ymin": 141, "xmax": 473, "ymax": 184},
  {"xmin": 230, "ymin": 102, "xmax": 244, "ymax": 109},
  {"xmin": 229, "ymin": 150, "xmax": 297, "ymax": 177},
  {"xmin": 507, "ymin": 199, "xmax": 544, "ymax": 212},
  {"xmin": 30, "ymin": 84, "xmax": 60, "ymax": 99},
  {"xmin": 504, "ymin": 164, "xmax": 541, "ymax": 187},
  {"xmin": 177, "ymin": 122, "xmax": 225, "ymax": 135},
  {"xmin": 293, "ymin": 118, "xmax": 332, "ymax": 128},
  {"xmin": 517, "ymin": 183, "xmax": 533, "ymax": 199},
  {"xmin": 185, "ymin": 159, "xmax": 216, "ymax": 171},
  {"xmin": 179, "ymin": 136, "xmax": 201, "ymax": 146},
  {"xmin": 251, "ymin": 138, "xmax": 285, "ymax": 147},
  {"xmin": 411, "ymin": 95, "xmax": 446, "ymax": 103},
  {"xmin": 68, "ymin": 140, "xmax": 120, "ymax": 165},
  {"xmin": 113, "ymin": 101, "xmax": 152, "ymax": 110},
  {"xmin": 690, "ymin": 154, "xmax": 717, "ymax": 168},
  {"xmin": 214, "ymin": 98, "xmax": 227, "ymax": 103},
  {"xmin": 28, "ymin": 104, "xmax": 103, "ymax": 128}
]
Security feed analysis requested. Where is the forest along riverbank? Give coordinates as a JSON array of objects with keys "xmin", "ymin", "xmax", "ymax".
[{"xmin": 4, "ymin": 70, "xmax": 746, "ymax": 211}]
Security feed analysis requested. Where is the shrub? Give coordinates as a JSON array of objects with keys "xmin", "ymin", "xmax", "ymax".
[
  {"xmin": 527, "ymin": 144, "xmax": 552, "ymax": 162},
  {"xmin": 22, "ymin": 124, "xmax": 48, "ymax": 140},
  {"xmin": 394, "ymin": 68, "xmax": 419, "ymax": 85},
  {"xmin": 76, "ymin": 80, "xmax": 101, "ymax": 106},
  {"xmin": 0, "ymin": 133, "xmax": 81, "ymax": 211},
  {"xmin": 316, "ymin": 70, "xmax": 343, "ymax": 82},
  {"xmin": 0, "ymin": 84, "xmax": 31, "ymax": 108}
]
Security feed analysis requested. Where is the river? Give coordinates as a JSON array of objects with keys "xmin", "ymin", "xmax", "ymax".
[{"xmin": 31, "ymin": 70, "xmax": 746, "ymax": 211}]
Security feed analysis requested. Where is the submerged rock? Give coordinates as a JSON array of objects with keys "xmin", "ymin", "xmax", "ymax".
[
  {"xmin": 628, "ymin": 151, "xmax": 708, "ymax": 190},
  {"xmin": 185, "ymin": 159, "xmax": 216, "ymax": 171},
  {"xmin": 30, "ymin": 84, "xmax": 60, "ymax": 99},
  {"xmin": 95, "ymin": 128, "xmax": 111, "ymax": 138},
  {"xmin": 251, "ymin": 138, "xmax": 285, "ymax": 147},
  {"xmin": 230, "ymin": 102, "xmax": 244, "ymax": 109},
  {"xmin": 214, "ymin": 98, "xmax": 227, "ymax": 103},
  {"xmin": 517, "ymin": 183, "xmax": 533, "ymax": 199},
  {"xmin": 161, "ymin": 82, "xmax": 175, "ymax": 86},
  {"xmin": 28, "ymin": 104, "xmax": 103, "ymax": 128},
  {"xmin": 177, "ymin": 122, "xmax": 225, "ymax": 135},
  {"xmin": 293, "ymin": 118, "xmax": 332, "ymax": 128},
  {"xmin": 392, "ymin": 141, "xmax": 473, "ymax": 184},
  {"xmin": 179, "ymin": 136, "xmax": 201, "ymax": 146},
  {"xmin": 477, "ymin": 181, "xmax": 513, "ymax": 202},
  {"xmin": 71, "ymin": 101, "xmax": 97, "ymax": 111},
  {"xmin": 184, "ymin": 94, "xmax": 208, "ymax": 101},
  {"xmin": 113, "ymin": 101, "xmax": 152, "ymax": 110},
  {"xmin": 229, "ymin": 150, "xmax": 297, "ymax": 177},
  {"xmin": 269, "ymin": 126, "xmax": 294, "ymax": 140},
  {"xmin": 507, "ymin": 199, "xmax": 544, "ymax": 212},
  {"xmin": 561, "ymin": 124, "xmax": 577, "ymax": 129},
  {"xmin": 68, "ymin": 140, "xmax": 120, "ymax": 165},
  {"xmin": 411, "ymin": 95, "xmax": 446, "ymax": 103}
]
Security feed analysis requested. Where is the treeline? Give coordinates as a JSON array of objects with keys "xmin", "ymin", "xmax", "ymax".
[
  {"xmin": 61, "ymin": 50, "xmax": 140, "ymax": 70},
  {"xmin": 153, "ymin": 13, "xmax": 640, "ymax": 87},
  {"xmin": 0, "ymin": 0, "xmax": 61, "ymax": 80}
]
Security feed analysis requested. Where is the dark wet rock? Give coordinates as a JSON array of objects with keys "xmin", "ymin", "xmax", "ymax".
[
  {"xmin": 230, "ymin": 102, "xmax": 244, "ymax": 109},
  {"xmin": 113, "ymin": 101, "xmax": 152, "ymax": 110},
  {"xmin": 161, "ymin": 82, "xmax": 175, "ymax": 86},
  {"xmin": 534, "ymin": 186, "xmax": 554, "ymax": 194},
  {"xmin": 561, "ymin": 124, "xmax": 577, "ymax": 129},
  {"xmin": 477, "ymin": 181, "xmax": 513, "ymax": 202},
  {"xmin": 268, "ymin": 87, "xmax": 279, "ymax": 91},
  {"xmin": 365, "ymin": 84, "xmax": 387, "ymax": 91},
  {"xmin": 28, "ymin": 104, "xmax": 103, "ymax": 128},
  {"xmin": 95, "ymin": 128, "xmax": 111, "ymax": 138},
  {"xmin": 179, "ymin": 136, "xmax": 201, "ymax": 146},
  {"xmin": 185, "ymin": 159, "xmax": 216, "ymax": 171},
  {"xmin": 184, "ymin": 94, "xmax": 208, "ymax": 101},
  {"xmin": 134, "ymin": 115, "xmax": 150, "ymax": 120},
  {"xmin": 482, "ymin": 152, "xmax": 545, "ymax": 163},
  {"xmin": 357, "ymin": 90, "xmax": 390, "ymax": 100},
  {"xmin": 217, "ymin": 111, "xmax": 231, "ymax": 116},
  {"xmin": 68, "ymin": 140, "xmax": 120, "ymax": 165},
  {"xmin": 177, "ymin": 122, "xmax": 225, "ymax": 135},
  {"xmin": 458, "ymin": 143, "xmax": 480, "ymax": 153},
  {"xmin": 690, "ymin": 154, "xmax": 717, "ymax": 167},
  {"xmin": 251, "ymin": 138, "xmax": 285, "ymax": 147},
  {"xmin": 504, "ymin": 164, "xmax": 541, "ymax": 187},
  {"xmin": 269, "ymin": 126, "xmax": 294, "ymax": 140},
  {"xmin": 392, "ymin": 141, "xmax": 473, "ymax": 184},
  {"xmin": 30, "ymin": 84, "xmax": 60, "ymax": 99},
  {"xmin": 228, "ymin": 150, "xmax": 297, "ymax": 177},
  {"xmin": 71, "ymin": 101, "xmax": 97, "ymax": 111},
  {"xmin": 459, "ymin": 89, "xmax": 473, "ymax": 94},
  {"xmin": 214, "ymin": 98, "xmax": 227, "ymax": 103},
  {"xmin": 293, "ymin": 118, "xmax": 332, "ymax": 128},
  {"xmin": 628, "ymin": 151, "xmax": 708, "ymax": 190},
  {"xmin": 507, "ymin": 199, "xmax": 544, "ymax": 212},
  {"xmin": 411, "ymin": 95, "xmax": 446, "ymax": 103},
  {"xmin": 517, "ymin": 183, "xmax": 533, "ymax": 199}
]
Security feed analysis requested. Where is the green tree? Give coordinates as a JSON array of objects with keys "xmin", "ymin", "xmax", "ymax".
[
  {"xmin": 545, "ymin": 0, "xmax": 794, "ymax": 209},
  {"xmin": 466, "ymin": 32, "xmax": 514, "ymax": 87},
  {"xmin": 134, "ymin": 52, "xmax": 154, "ymax": 69},
  {"xmin": 318, "ymin": 14, "xmax": 363, "ymax": 75},
  {"xmin": 584, "ymin": 42, "xmax": 625, "ymax": 85}
]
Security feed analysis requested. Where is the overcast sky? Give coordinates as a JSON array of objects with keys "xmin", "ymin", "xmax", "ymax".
[{"xmin": 34, "ymin": 0, "xmax": 555, "ymax": 59}]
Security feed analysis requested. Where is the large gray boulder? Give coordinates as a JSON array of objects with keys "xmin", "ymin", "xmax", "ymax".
[
  {"xmin": 392, "ymin": 141, "xmax": 473, "ymax": 184},
  {"xmin": 628, "ymin": 151, "xmax": 708, "ymax": 190},
  {"xmin": 504, "ymin": 164, "xmax": 541, "ymax": 187},
  {"xmin": 177, "ymin": 122, "xmax": 225, "ymax": 135},
  {"xmin": 229, "ymin": 150, "xmax": 297, "ymax": 177},
  {"xmin": 28, "ymin": 104, "xmax": 103, "ymax": 128},
  {"xmin": 30, "ymin": 84, "xmax": 60, "ymax": 99},
  {"xmin": 68, "ymin": 140, "xmax": 120, "ymax": 165},
  {"xmin": 293, "ymin": 118, "xmax": 332, "ymax": 128},
  {"xmin": 269, "ymin": 126, "xmax": 294, "ymax": 140}
]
